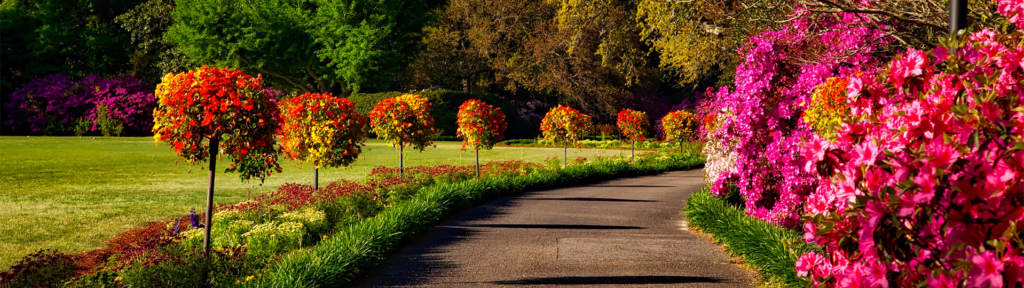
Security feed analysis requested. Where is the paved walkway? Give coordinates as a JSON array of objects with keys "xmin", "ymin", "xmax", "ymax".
[{"xmin": 355, "ymin": 169, "xmax": 754, "ymax": 287}]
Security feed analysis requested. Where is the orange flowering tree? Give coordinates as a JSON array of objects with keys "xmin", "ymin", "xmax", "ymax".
[
  {"xmin": 279, "ymin": 92, "xmax": 367, "ymax": 189},
  {"xmin": 616, "ymin": 109, "xmax": 649, "ymax": 160},
  {"xmin": 456, "ymin": 99, "xmax": 507, "ymax": 176},
  {"xmin": 368, "ymin": 94, "xmax": 438, "ymax": 174},
  {"xmin": 661, "ymin": 110, "xmax": 698, "ymax": 153},
  {"xmin": 152, "ymin": 66, "xmax": 282, "ymax": 254},
  {"xmin": 540, "ymin": 105, "xmax": 593, "ymax": 167}
]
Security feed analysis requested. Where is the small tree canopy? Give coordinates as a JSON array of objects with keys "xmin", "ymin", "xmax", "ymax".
[
  {"xmin": 540, "ymin": 105, "xmax": 593, "ymax": 146},
  {"xmin": 368, "ymin": 94, "xmax": 438, "ymax": 151},
  {"xmin": 456, "ymin": 99, "xmax": 507, "ymax": 151},
  {"xmin": 152, "ymin": 66, "xmax": 282, "ymax": 181},
  {"xmin": 616, "ymin": 109, "xmax": 649, "ymax": 142},
  {"xmin": 279, "ymin": 92, "xmax": 367, "ymax": 168}
]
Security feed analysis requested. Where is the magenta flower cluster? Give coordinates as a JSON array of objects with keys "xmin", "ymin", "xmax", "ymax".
[
  {"xmin": 5, "ymin": 74, "xmax": 156, "ymax": 135},
  {"xmin": 703, "ymin": 1, "xmax": 1024, "ymax": 286},
  {"xmin": 796, "ymin": 23, "xmax": 1024, "ymax": 287},
  {"xmin": 702, "ymin": 8, "xmax": 887, "ymax": 227}
]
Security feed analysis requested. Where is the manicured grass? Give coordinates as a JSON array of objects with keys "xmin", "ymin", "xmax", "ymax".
[
  {"xmin": 0, "ymin": 136, "xmax": 630, "ymax": 268},
  {"xmin": 684, "ymin": 188, "xmax": 819, "ymax": 287}
]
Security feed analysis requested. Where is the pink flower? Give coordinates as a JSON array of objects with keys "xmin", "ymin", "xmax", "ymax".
[
  {"xmin": 852, "ymin": 141, "xmax": 880, "ymax": 167},
  {"xmin": 970, "ymin": 250, "xmax": 1005, "ymax": 288},
  {"xmin": 796, "ymin": 252, "xmax": 826, "ymax": 277}
]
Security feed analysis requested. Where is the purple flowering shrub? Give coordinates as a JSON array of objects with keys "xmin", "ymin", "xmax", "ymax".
[
  {"xmin": 5, "ymin": 74, "xmax": 155, "ymax": 135},
  {"xmin": 702, "ymin": 8, "xmax": 888, "ymax": 227}
]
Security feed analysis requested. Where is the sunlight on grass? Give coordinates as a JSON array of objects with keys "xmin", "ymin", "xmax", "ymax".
[{"xmin": 0, "ymin": 136, "xmax": 629, "ymax": 267}]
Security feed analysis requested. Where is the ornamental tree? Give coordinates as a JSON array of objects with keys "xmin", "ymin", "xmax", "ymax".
[
  {"xmin": 368, "ymin": 94, "xmax": 438, "ymax": 174},
  {"xmin": 279, "ymin": 92, "xmax": 367, "ymax": 189},
  {"xmin": 540, "ymin": 105, "xmax": 593, "ymax": 167},
  {"xmin": 152, "ymin": 66, "xmax": 282, "ymax": 255},
  {"xmin": 616, "ymin": 109, "xmax": 649, "ymax": 161},
  {"xmin": 660, "ymin": 110, "xmax": 697, "ymax": 153},
  {"xmin": 456, "ymin": 99, "xmax": 507, "ymax": 176}
]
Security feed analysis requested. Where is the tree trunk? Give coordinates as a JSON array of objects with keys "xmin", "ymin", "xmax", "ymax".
[
  {"xmin": 475, "ymin": 149, "xmax": 480, "ymax": 177},
  {"xmin": 314, "ymin": 167, "xmax": 319, "ymax": 190},
  {"xmin": 204, "ymin": 137, "xmax": 218, "ymax": 257},
  {"xmin": 563, "ymin": 141, "xmax": 568, "ymax": 168},
  {"xmin": 631, "ymin": 140, "xmax": 635, "ymax": 162},
  {"xmin": 399, "ymin": 144, "xmax": 404, "ymax": 176},
  {"xmin": 679, "ymin": 141, "xmax": 683, "ymax": 154}
]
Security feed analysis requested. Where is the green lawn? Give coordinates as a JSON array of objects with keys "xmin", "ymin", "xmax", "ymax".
[{"xmin": 0, "ymin": 136, "xmax": 629, "ymax": 268}]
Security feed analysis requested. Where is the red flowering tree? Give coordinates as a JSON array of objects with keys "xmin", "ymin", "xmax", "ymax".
[
  {"xmin": 661, "ymin": 110, "xmax": 698, "ymax": 153},
  {"xmin": 368, "ymin": 94, "xmax": 438, "ymax": 174},
  {"xmin": 456, "ymin": 99, "xmax": 507, "ymax": 176},
  {"xmin": 540, "ymin": 105, "xmax": 593, "ymax": 167},
  {"xmin": 616, "ymin": 109, "xmax": 649, "ymax": 161},
  {"xmin": 152, "ymin": 66, "xmax": 282, "ymax": 254},
  {"xmin": 279, "ymin": 92, "xmax": 367, "ymax": 189}
]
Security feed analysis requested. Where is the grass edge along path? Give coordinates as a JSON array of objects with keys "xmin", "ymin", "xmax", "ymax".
[
  {"xmin": 684, "ymin": 188, "xmax": 819, "ymax": 287},
  {"xmin": 258, "ymin": 153, "xmax": 704, "ymax": 287}
]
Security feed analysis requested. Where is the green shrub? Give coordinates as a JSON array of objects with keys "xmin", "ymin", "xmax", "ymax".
[
  {"xmin": 115, "ymin": 244, "xmax": 251, "ymax": 288},
  {"xmin": 94, "ymin": 104, "xmax": 124, "ymax": 137},
  {"xmin": 243, "ymin": 222, "xmax": 305, "ymax": 260},
  {"xmin": 684, "ymin": 188, "xmax": 817, "ymax": 287},
  {"xmin": 277, "ymin": 208, "xmax": 328, "ymax": 241},
  {"xmin": 319, "ymin": 190, "xmax": 384, "ymax": 230}
]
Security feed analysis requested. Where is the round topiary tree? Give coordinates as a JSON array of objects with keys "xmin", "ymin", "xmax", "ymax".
[
  {"xmin": 540, "ymin": 105, "xmax": 593, "ymax": 167},
  {"xmin": 368, "ymin": 94, "xmax": 438, "ymax": 175},
  {"xmin": 152, "ymin": 66, "xmax": 282, "ymax": 255},
  {"xmin": 456, "ymin": 99, "xmax": 507, "ymax": 177},
  {"xmin": 279, "ymin": 92, "xmax": 367, "ymax": 189},
  {"xmin": 661, "ymin": 110, "xmax": 698, "ymax": 153},
  {"xmin": 616, "ymin": 108, "xmax": 649, "ymax": 161}
]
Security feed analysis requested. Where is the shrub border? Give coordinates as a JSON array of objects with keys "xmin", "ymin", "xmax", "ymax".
[
  {"xmin": 259, "ymin": 154, "xmax": 705, "ymax": 287},
  {"xmin": 684, "ymin": 188, "xmax": 818, "ymax": 287}
]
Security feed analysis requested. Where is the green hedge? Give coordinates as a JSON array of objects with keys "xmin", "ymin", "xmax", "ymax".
[
  {"xmin": 684, "ymin": 188, "xmax": 818, "ymax": 287},
  {"xmin": 258, "ymin": 152, "xmax": 705, "ymax": 287},
  {"xmin": 349, "ymin": 89, "xmax": 538, "ymax": 138}
]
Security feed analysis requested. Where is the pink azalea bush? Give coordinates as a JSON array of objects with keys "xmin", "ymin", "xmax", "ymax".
[
  {"xmin": 797, "ymin": 22, "xmax": 1024, "ymax": 287},
  {"xmin": 702, "ymin": 7, "xmax": 888, "ymax": 226}
]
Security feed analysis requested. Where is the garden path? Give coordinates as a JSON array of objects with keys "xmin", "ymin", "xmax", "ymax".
[{"xmin": 355, "ymin": 169, "xmax": 754, "ymax": 287}]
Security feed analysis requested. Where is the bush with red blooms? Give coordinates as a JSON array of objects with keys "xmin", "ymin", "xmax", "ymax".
[
  {"xmin": 279, "ymin": 92, "xmax": 367, "ymax": 168},
  {"xmin": 152, "ymin": 66, "xmax": 282, "ymax": 181},
  {"xmin": 540, "ymin": 105, "xmax": 593, "ymax": 146},
  {"xmin": 796, "ymin": 21, "xmax": 1024, "ymax": 288},
  {"xmin": 661, "ymin": 110, "xmax": 698, "ymax": 143},
  {"xmin": 368, "ymin": 94, "xmax": 438, "ymax": 151},
  {"xmin": 616, "ymin": 109, "xmax": 649, "ymax": 142},
  {"xmin": 456, "ymin": 99, "xmax": 507, "ymax": 150}
]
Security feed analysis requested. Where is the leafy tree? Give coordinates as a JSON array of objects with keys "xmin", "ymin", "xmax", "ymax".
[
  {"xmin": 166, "ymin": 0, "xmax": 438, "ymax": 94},
  {"xmin": 636, "ymin": 0, "xmax": 791, "ymax": 87},
  {"xmin": 540, "ymin": 105, "xmax": 593, "ymax": 167},
  {"xmin": 279, "ymin": 92, "xmax": 367, "ymax": 189},
  {"xmin": 114, "ymin": 0, "xmax": 190, "ymax": 84},
  {"xmin": 661, "ymin": 110, "xmax": 698, "ymax": 153},
  {"xmin": 615, "ymin": 108, "xmax": 648, "ymax": 161},
  {"xmin": 456, "ymin": 99, "xmax": 507, "ymax": 176},
  {"xmin": 153, "ymin": 66, "xmax": 282, "ymax": 254},
  {"xmin": 368, "ymin": 94, "xmax": 438, "ymax": 174}
]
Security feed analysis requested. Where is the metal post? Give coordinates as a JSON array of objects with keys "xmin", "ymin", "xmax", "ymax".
[
  {"xmin": 950, "ymin": 0, "xmax": 967, "ymax": 35},
  {"xmin": 203, "ymin": 137, "xmax": 218, "ymax": 256}
]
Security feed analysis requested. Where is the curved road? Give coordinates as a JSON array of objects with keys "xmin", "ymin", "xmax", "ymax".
[{"xmin": 355, "ymin": 169, "xmax": 754, "ymax": 287}]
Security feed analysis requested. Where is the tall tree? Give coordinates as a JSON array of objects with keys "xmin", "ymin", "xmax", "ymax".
[
  {"xmin": 114, "ymin": 0, "xmax": 191, "ymax": 85},
  {"xmin": 166, "ymin": 0, "xmax": 438, "ymax": 94},
  {"xmin": 636, "ymin": 0, "xmax": 791, "ymax": 87}
]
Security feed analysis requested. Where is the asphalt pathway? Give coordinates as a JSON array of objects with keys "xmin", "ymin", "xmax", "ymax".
[{"xmin": 355, "ymin": 169, "xmax": 754, "ymax": 287}]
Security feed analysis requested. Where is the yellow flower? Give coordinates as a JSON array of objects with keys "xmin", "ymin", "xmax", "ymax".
[
  {"xmin": 246, "ymin": 275, "xmax": 255, "ymax": 282},
  {"xmin": 114, "ymin": 276, "xmax": 122, "ymax": 282}
]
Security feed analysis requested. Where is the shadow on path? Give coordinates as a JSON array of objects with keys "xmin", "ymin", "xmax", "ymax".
[
  {"xmin": 491, "ymin": 275, "xmax": 724, "ymax": 285},
  {"xmin": 531, "ymin": 197, "xmax": 657, "ymax": 203},
  {"xmin": 456, "ymin": 224, "xmax": 645, "ymax": 230}
]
